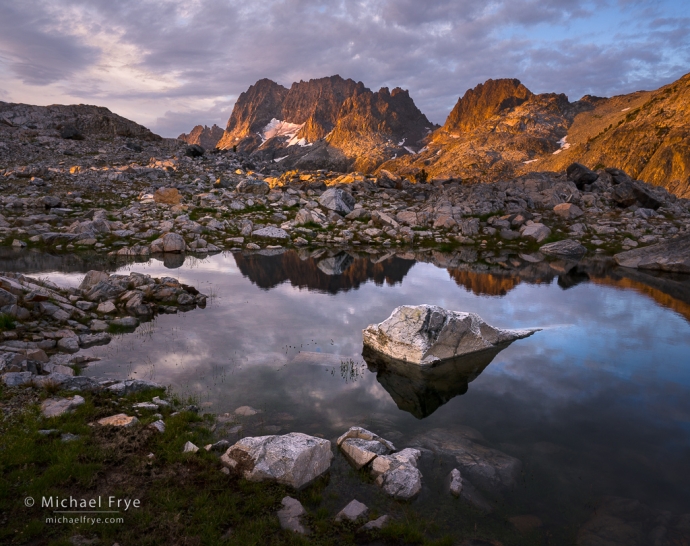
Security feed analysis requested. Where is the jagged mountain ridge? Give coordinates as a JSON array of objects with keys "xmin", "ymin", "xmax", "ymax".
[
  {"xmin": 215, "ymin": 75, "xmax": 436, "ymax": 173},
  {"xmin": 178, "ymin": 124, "xmax": 224, "ymax": 149},
  {"xmin": 380, "ymin": 73, "xmax": 690, "ymax": 199}
]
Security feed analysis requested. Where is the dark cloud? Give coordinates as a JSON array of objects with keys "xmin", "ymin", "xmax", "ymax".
[{"xmin": 0, "ymin": 0, "xmax": 688, "ymax": 136}]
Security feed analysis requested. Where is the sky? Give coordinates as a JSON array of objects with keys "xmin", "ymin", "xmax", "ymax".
[{"xmin": 0, "ymin": 0, "xmax": 688, "ymax": 138}]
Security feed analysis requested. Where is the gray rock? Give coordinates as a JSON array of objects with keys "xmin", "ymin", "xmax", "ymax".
[
  {"xmin": 107, "ymin": 379, "xmax": 164, "ymax": 396},
  {"xmin": 150, "ymin": 232, "xmax": 186, "ymax": 253},
  {"xmin": 539, "ymin": 239, "xmax": 586, "ymax": 259},
  {"xmin": 0, "ymin": 288, "xmax": 18, "ymax": 307},
  {"xmin": 33, "ymin": 373, "xmax": 100, "ymax": 391},
  {"xmin": 109, "ymin": 317, "xmax": 139, "ymax": 329},
  {"xmin": 2, "ymin": 371, "xmax": 33, "ymax": 387},
  {"xmin": 41, "ymin": 395, "xmax": 85, "ymax": 418},
  {"xmin": 449, "ymin": 468, "xmax": 463, "ymax": 496},
  {"xmin": 370, "ymin": 448, "xmax": 422, "ymax": 500},
  {"xmin": 411, "ymin": 428, "xmax": 521, "ymax": 493},
  {"xmin": 236, "ymin": 178, "xmax": 269, "ymax": 195},
  {"xmin": 335, "ymin": 499, "xmax": 368, "ymax": 522},
  {"xmin": 363, "ymin": 305, "xmax": 538, "ymax": 365},
  {"xmin": 553, "ymin": 203, "xmax": 584, "ymax": 219},
  {"xmin": 251, "ymin": 227, "xmax": 289, "ymax": 240},
  {"xmin": 614, "ymin": 233, "xmax": 690, "ymax": 273},
  {"xmin": 318, "ymin": 188, "xmax": 355, "ymax": 215},
  {"xmin": 183, "ymin": 441, "xmax": 199, "ymax": 453},
  {"xmin": 220, "ymin": 432, "xmax": 333, "ymax": 489},
  {"xmin": 521, "ymin": 223, "xmax": 551, "ymax": 242},
  {"xmin": 57, "ymin": 337, "xmax": 80, "ymax": 353},
  {"xmin": 277, "ymin": 496, "xmax": 308, "ymax": 534},
  {"xmin": 79, "ymin": 332, "xmax": 111, "ymax": 348},
  {"xmin": 566, "ymin": 163, "xmax": 599, "ymax": 189},
  {"xmin": 149, "ymin": 420, "xmax": 166, "ymax": 433},
  {"xmin": 79, "ymin": 270, "xmax": 109, "ymax": 291}
]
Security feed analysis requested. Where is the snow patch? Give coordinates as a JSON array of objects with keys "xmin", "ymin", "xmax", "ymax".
[
  {"xmin": 523, "ymin": 159, "xmax": 538, "ymax": 164},
  {"xmin": 287, "ymin": 135, "xmax": 312, "ymax": 147},
  {"xmin": 553, "ymin": 135, "xmax": 571, "ymax": 155},
  {"xmin": 261, "ymin": 119, "xmax": 304, "ymax": 143},
  {"xmin": 621, "ymin": 107, "xmax": 631, "ymax": 112},
  {"xmin": 398, "ymin": 138, "xmax": 406, "ymax": 146},
  {"xmin": 404, "ymin": 146, "xmax": 416, "ymax": 154},
  {"xmin": 273, "ymin": 156, "xmax": 288, "ymax": 163}
]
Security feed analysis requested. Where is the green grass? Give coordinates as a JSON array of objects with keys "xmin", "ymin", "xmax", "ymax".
[{"xmin": 0, "ymin": 313, "xmax": 15, "ymax": 332}]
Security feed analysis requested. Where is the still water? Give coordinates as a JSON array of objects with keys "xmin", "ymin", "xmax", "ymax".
[{"xmin": 28, "ymin": 249, "xmax": 690, "ymax": 540}]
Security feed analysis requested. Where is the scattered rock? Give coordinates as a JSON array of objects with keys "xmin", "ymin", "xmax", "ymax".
[
  {"xmin": 220, "ymin": 432, "xmax": 333, "ymax": 489},
  {"xmin": 370, "ymin": 448, "xmax": 423, "ymax": 500},
  {"xmin": 318, "ymin": 188, "xmax": 355, "ymax": 215},
  {"xmin": 183, "ymin": 441, "xmax": 199, "ymax": 453},
  {"xmin": 41, "ymin": 395, "xmax": 85, "ymax": 418},
  {"xmin": 97, "ymin": 414, "xmax": 138, "ymax": 427}
]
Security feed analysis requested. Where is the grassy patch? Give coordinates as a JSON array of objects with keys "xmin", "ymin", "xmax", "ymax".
[{"xmin": 0, "ymin": 312, "xmax": 15, "ymax": 332}]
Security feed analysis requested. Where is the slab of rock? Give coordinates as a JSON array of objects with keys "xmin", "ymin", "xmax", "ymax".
[
  {"xmin": 79, "ymin": 333, "xmax": 111, "ymax": 348},
  {"xmin": 2, "ymin": 371, "xmax": 33, "ymax": 387},
  {"xmin": 614, "ymin": 234, "xmax": 690, "ymax": 273},
  {"xmin": 41, "ymin": 395, "xmax": 85, "ymax": 418},
  {"xmin": 359, "ymin": 515, "xmax": 390, "ymax": 531},
  {"xmin": 318, "ymin": 188, "xmax": 355, "ymax": 215},
  {"xmin": 363, "ymin": 305, "xmax": 537, "ymax": 366},
  {"xmin": 370, "ymin": 448, "xmax": 422, "ymax": 500},
  {"xmin": 521, "ymin": 223, "xmax": 551, "ymax": 242},
  {"xmin": 411, "ymin": 428, "xmax": 521, "ymax": 493},
  {"xmin": 337, "ymin": 427, "xmax": 396, "ymax": 469},
  {"xmin": 150, "ymin": 232, "xmax": 186, "ymax": 253},
  {"xmin": 107, "ymin": 379, "xmax": 164, "ymax": 396},
  {"xmin": 33, "ymin": 373, "xmax": 100, "ymax": 391},
  {"xmin": 251, "ymin": 227, "xmax": 289, "ymax": 240},
  {"xmin": 539, "ymin": 239, "xmax": 586, "ymax": 259},
  {"xmin": 335, "ymin": 499, "xmax": 368, "ymax": 522},
  {"xmin": 220, "ymin": 432, "xmax": 333, "ymax": 489},
  {"xmin": 79, "ymin": 270, "xmax": 109, "ymax": 291},
  {"xmin": 277, "ymin": 496, "xmax": 308, "ymax": 534},
  {"xmin": 97, "ymin": 414, "xmax": 138, "ymax": 427}
]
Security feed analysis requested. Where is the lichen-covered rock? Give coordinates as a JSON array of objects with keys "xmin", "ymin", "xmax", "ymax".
[
  {"xmin": 221, "ymin": 432, "xmax": 333, "ymax": 489},
  {"xmin": 363, "ymin": 305, "xmax": 537, "ymax": 365}
]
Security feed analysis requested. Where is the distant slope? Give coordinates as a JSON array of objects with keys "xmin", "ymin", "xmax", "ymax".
[{"xmin": 527, "ymin": 73, "xmax": 690, "ymax": 198}]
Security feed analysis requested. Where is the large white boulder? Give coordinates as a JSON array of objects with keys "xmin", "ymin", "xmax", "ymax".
[
  {"xmin": 363, "ymin": 305, "xmax": 538, "ymax": 365},
  {"xmin": 221, "ymin": 432, "xmax": 333, "ymax": 489}
]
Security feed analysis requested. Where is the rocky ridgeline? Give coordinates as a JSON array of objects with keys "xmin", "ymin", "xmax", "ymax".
[{"xmin": 0, "ymin": 270, "xmax": 206, "ymax": 387}]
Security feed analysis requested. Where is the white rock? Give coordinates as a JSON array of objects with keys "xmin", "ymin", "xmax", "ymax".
[
  {"xmin": 220, "ymin": 432, "xmax": 333, "ymax": 489},
  {"xmin": 336, "ymin": 427, "xmax": 396, "ymax": 469},
  {"xmin": 150, "ymin": 420, "xmax": 166, "ymax": 433},
  {"xmin": 183, "ymin": 441, "xmax": 199, "ymax": 453},
  {"xmin": 251, "ymin": 227, "xmax": 289, "ymax": 240},
  {"xmin": 363, "ymin": 305, "xmax": 538, "ymax": 365},
  {"xmin": 449, "ymin": 468, "xmax": 463, "ymax": 496},
  {"xmin": 41, "ymin": 395, "xmax": 85, "ymax": 418},
  {"xmin": 335, "ymin": 499, "xmax": 368, "ymax": 522},
  {"xmin": 276, "ymin": 496, "xmax": 308, "ymax": 534},
  {"xmin": 371, "ymin": 448, "xmax": 422, "ymax": 500}
]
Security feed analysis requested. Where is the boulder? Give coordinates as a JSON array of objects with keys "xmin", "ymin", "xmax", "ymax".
[
  {"xmin": 236, "ymin": 178, "xmax": 269, "ymax": 195},
  {"xmin": 521, "ymin": 223, "xmax": 551, "ymax": 242},
  {"xmin": 1, "ymin": 371, "xmax": 33, "ymax": 387},
  {"xmin": 0, "ymin": 288, "xmax": 17, "ymax": 307},
  {"xmin": 539, "ymin": 239, "xmax": 587, "ymax": 259},
  {"xmin": 553, "ymin": 203, "xmax": 583, "ymax": 219},
  {"xmin": 153, "ymin": 187, "xmax": 182, "ymax": 205},
  {"xmin": 566, "ymin": 163, "xmax": 599, "ymax": 189},
  {"xmin": 370, "ymin": 448, "xmax": 422, "ymax": 500},
  {"xmin": 184, "ymin": 144, "xmax": 204, "ymax": 157},
  {"xmin": 150, "ymin": 232, "xmax": 186, "ymax": 253},
  {"xmin": 614, "ymin": 233, "xmax": 690, "ymax": 273},
  {"xmin": 363, "ymin": 305, "xmax": 538, "ymax": 366},
  {"xmin": 57, "ymin": 337, "xmax": 80, "ymax": 353},
  {"xmin": 220, "ymin": 432, "xmax": 333, "ymax": 489},
  {"xmin": 318, "ymin": 188, "xmax": 355, "ymax": 215},
  {"xmin": 337, "ymin": 427, "xmax": 395, "ymax": 469}
]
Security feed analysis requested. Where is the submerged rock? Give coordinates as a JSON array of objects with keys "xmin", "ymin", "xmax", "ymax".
[
  {"xmin": 363, "ymin": 305, "xmax": 538, "ymax": 365},
  {"xmin": 277, "ymin": 496, "xmax": 309, "ymax": 534},
  {"xmin": 220, "ymin": 432, "xmax": 333, "ymax": 489},
  {"xmin": 411, "ymin": 427, "xmax": 521, "ymax": 493},
  {"xmin": 337, "ymin": 426, "xmax": 396, "ymax": 469}
]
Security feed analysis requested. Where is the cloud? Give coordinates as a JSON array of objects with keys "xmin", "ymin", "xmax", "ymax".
[{"xmin": 0, "ymin": 0, "xmax": 688, "ymax": 136}]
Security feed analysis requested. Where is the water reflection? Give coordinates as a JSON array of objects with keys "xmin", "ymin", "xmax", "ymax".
[{"xmin": 363, "ymin": 344, "xmax": 509, "ymax": 419}]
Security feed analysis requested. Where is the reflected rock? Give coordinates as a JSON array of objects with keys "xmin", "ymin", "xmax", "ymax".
[
  {"xmin": 363, "ymin": 344, "xmax": 505, "ymax": 418},
  {"xmin": 316, "ymin": 253, "xmax": 354, "ymax": 276},
  {"xmin": 363, "ymin": 305, "xmax": 538, "ymax": 365},
  {"xmin": 155, "ymin": 253, "xmax": 186, "ymax": 269}
]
